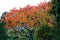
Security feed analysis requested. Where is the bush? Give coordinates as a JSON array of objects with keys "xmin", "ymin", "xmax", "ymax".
[
  {"xmin": 34, "ymin": 24, "xmax": 56, "ymax": 40},
  {"xmin": 0, "ymin": 20, "xmax": 7, "ymax": 40}
]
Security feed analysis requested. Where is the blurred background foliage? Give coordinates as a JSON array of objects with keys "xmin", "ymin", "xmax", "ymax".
[{"xmin": 0, "ymin": 0, "xmax": 60, "ymax": 40}]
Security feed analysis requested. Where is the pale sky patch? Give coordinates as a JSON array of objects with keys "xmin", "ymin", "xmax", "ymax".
[{"xmin": 0, "ymin": 0, "xmax": 50, "ymax": 16}]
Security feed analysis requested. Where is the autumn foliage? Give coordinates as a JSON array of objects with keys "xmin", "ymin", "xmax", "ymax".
[{"xmin": 5, "ymin": 2, "xmax": 54, "ymax": 28}]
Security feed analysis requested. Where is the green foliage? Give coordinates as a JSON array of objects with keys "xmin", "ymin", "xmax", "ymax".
[
  {"xmin": 1, "ymin": 11, "xmax": 7, "ymax": 18},
  {"xmin": 52, "ymin": 0, "xmax": 60, "ymax": 4},
  {"xmin": 50, "ymin": 0, "xmax": 60, "ymax": 22},
  {"xmin": 0, "ymin": 20, "xmax": 7, "ymax": 40},
  {"xmin": 7, "ymin": 29, "xmax": 23, "ymax": 40},
  {"xmin": 7, "ymin": 24, "xmax": 60, "ymax": 40},
  {"xmin": 34, "ymin": 24, "xmax": 60, "ymax": 40},
  {"xmin": 49, "ymin": 0, "xmax": 60, "ymax": 40},
  {"xmin": 1, "ymin": 0, "xmax": 60, "ymax": 40},
  {"xmin": 50, "ymin": 3, "xmax": 60, "ymax": 16},
  {"xmin": 7, "ymin": 28, "xmax": 32, "ymax": 40}
]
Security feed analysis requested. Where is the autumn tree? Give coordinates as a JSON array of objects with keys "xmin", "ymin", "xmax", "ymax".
[
  {"xmin": 4, "ymin": 2, "xmax": 54, "ymax": 29},
  {"xmin": 4, "ymin": 2, "xmax": 55, "ymax": 40},
  {"xmin": 0, "ymin": 1, "xmax": 56, "ymax": 40}
]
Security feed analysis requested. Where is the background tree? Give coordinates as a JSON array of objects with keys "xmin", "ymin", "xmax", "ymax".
[
  {"xmin": 49, "ymin": 0, "xmax": 60, "ymax": 40},
  {"xmin": 50, "ymin": 0, "xmax": 60, "ymax": 27},
  {"xmin": 0, "ymin": 17, "xmax": 7, "ymax": 40},
  {"xmin": 1, "ymin": 1, "xmax": 56, "ymax": 40}
]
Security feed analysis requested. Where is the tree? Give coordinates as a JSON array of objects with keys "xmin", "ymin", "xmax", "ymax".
[
  {"xmin": 5, "ymin": 2, "xmax": 53, "ymax": 28},
  {"xmin": 0, "ymin": 17, "xmax": 7, "ymax": 40},
  {"xmin": 50, "ymin": 0, "xmax": 60, "ymax": 26},
  {"xmin": 34, "ymin": 24, "xmax": 57, "ymax": 40},
  {"xmin": 49, "ymin": 0, "xmax": 60, "ymax": 40},
  {"xmin": 3, "ymin": 1, "xmax": 55, "ymax": 40},
  {"xmin": 1, "ymin": 12, "xmax": 7, "ymax": 17}
]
